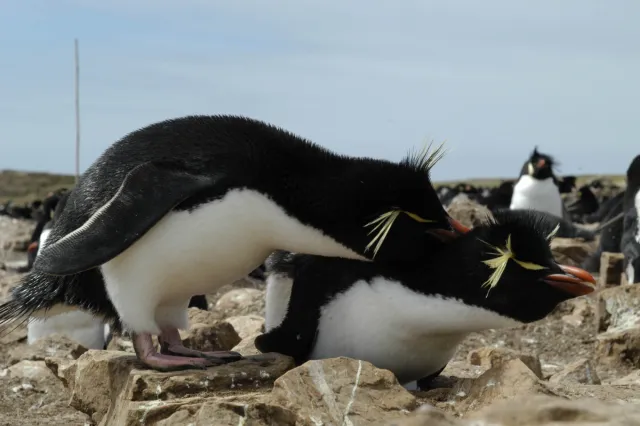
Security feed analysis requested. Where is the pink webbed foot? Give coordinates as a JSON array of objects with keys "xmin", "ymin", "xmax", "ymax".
[
  {"xmin": 158, "ymin": 327, "xmax": 243, "ymax": 363},
  {"xmin": 132, "ymin": 332, "xmax": 216, "ymax": 371}
]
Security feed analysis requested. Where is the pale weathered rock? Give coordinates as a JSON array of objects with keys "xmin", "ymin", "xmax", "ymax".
[
  {"xmin": 595, "ymin": 328, "xmax": 640, "ymax": 370},
  {"xmin": 467, "ymin": 347, "xmax": 543, "ymax": 379},
  {"xmin": 559, "ymin": 297, "xmax": 594, "ymax": 327},
  {"xmin": 0, "ymin": 359, "xmax": 90, "ymax": 425},
  {"xmin": 179, "ymin": 319, "xmax": 241, "ymax": 353},
  {"xmin": 466, "ymin": 395, "xmax": 640, "ymax": 425},
  {"xmin": 59, "ymin": 349, "xmax": 294, "ymax": 425},
  {"xmin": 611, "ymin": 369, "xmax": 640, "ymax": 386},
  {"xmin": 224, "ymin": 314, "xmax": 265, "ymax": 339},
  {"xmin": 271, "ymin": 357, "xmax": 418, "ymax": 425},
  {"xmin": 8, "ymin": 334, "xmax": 87, "ymax": 365},
  {"xmin": 551, "ymin": 238, "xmax": 593, "ymax": 267},
  {"xmin": 445, "ymin": 198, "xmax": 492, "ymax": 229},
  {"xmin": 231, "ymin": 332, "xmax": 262, "ymax": 356},
  {"xmin": 446, "ymin": 359, "xmax": 556, "ymax": 414},
  {"xmin": 596, "ymin": 284, "xmax": 640, "ymax": 333},
  {"xmin": 215, "ymin": 288, "xmax": 266, "ymax": 317},
  {"xmin": 599, "ymin": 252, "xmax": 625, "ymax": 288},
  {"xmin": 548, "ymin": 358, "xmax": 601, "ymax": 385}
]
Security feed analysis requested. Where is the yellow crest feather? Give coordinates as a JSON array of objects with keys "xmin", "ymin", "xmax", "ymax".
[
  {"xmin": 364, "ymin": 210, "xmax": 435, "ymax": 257},
  {"xmin": 479, "ymin": 234, "xmax": 547, "ymax": 294}
]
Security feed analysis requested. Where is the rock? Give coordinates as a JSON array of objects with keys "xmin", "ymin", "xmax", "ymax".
[
  {"xmin": 550, "ymin": 238, "xmax": 593, "ymax": 267},
  {"xmin": 467, "ymin": 347, "xmax": 543, "ymax": 379},
  {"xmin": 599, "ymin": 252, "xmax": 625, "ymax": 288},
  {"xmin": 60, "ymin": 349, "xmax": 294, "ymax": 425},
  {"xmin": 8, "ymin": 334, "xmax": 87, "ymax": 365},
  {"xmin": 548, "ymin": 358, "xmax": 601, "ymax": 385},
  {"xmin": 611, "ymin": 369, "xmax": 640, "ymax": 386},
  {"xmin": 382, "ymin": 404, "xmax": 461, "ymax": 426},
  {"xmin": 179, "ymin": 317, "xmax": 241, "ymax": 353},
  {"xmin": 215, "ymin": 288, "xmax": 265, "ymax": 317},
  {"xmin": 2, "ymin": 238, "xmax": 29, "ymax": 252},
  {"xmin": 445, "ymin": 198, "xmax": 492, "ymax": 229},
  {"xmin": 596, "ymin": 284, "xmax": 640, "ymax": 333},
  {"xmin": 559, "ymin": 297, "xmax": 594, "ymax": 327},
  {"xmin": 152, "ymin": 399, "xmax": 299, "ymax": 426},
  {"xmin": 446, "ymin": 359, "xmax": 556, "ymax": 415},
  {"xmin": 105, "ymin": 332, "xmax": 134, "ymax": 353},
  {"xmin": 465, "ymin": 395, "xmax": 640, "ymax": 426},
  {"xmin": 231, "ymin": 332, "xmax": 263, "ymax": 356},
  {"xmin": 0, "ymin": 359, "xmax": 90, "ymax": 425},
  {"xmin": 595, "ymin": 328, "xmax": 640, "ymax": 370},
  {"xmin": 271, "ymin": 357, "xmax": 418, "ymax": 425},
  {"xmin": 224, "ymin": 315, "xmax": 265, "ymax": 339}
]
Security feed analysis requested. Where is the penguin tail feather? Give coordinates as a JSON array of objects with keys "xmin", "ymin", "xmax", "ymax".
[{"xmin": 0, "ymin": 271, "xmax": 70, "ymax": 340}]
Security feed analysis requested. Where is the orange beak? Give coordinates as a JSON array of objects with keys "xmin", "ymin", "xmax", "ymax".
[
  {"xmin": 543, "ymin": 265, "xmax": 596, "ymax": 296},
  {"xmin": 27, "ymin": 241, "xmax": 39, "ymax": 254},
  {"xmin": 537, "ymin": 159, "xmax": 546, "ymax": 168},
  {"xmin": 425, "ymin": 217, "xmax": 472, "ymax": 242}
]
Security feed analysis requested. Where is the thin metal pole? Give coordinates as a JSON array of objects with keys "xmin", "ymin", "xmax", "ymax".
[{"xmin": 74, "ymin": 38, "xmax": 80, "ymax": 183}]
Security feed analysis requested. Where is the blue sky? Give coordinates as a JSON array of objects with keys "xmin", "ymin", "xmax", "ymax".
[{"xmin": 1, "ymin": 0, "xmax": 638, "ymax": 182}]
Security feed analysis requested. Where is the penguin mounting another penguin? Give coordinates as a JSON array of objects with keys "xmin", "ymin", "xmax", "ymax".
[
  {"xmin": 0, "ymin": 115, "xmax": 470, "ymax": 371},
  {"xmin": 510, "ymin": 147, "xmax": 569, "ymax": 219},
  {"xmin": 255, "ymin": 209, "xmax": 596, "ymax": 389},
  {"xmin": 621, "ymin": 155, "xmax": 640, "ymax": 284}
]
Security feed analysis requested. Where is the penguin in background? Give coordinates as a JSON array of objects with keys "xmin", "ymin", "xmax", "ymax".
[
  {"xmin": 510, "ymin": 147, "xmax": 567, "ymax": 219},
  {"xmin": 621, "ymin": 155, "xmax": 640, "ymax": 284},
  {"xmin": 0, "ymin": 115, "xmax": 469, "ymax": 371},
  {"xmin": 255, "ymin": 209, "xmax": 595, "ymax": 388}
]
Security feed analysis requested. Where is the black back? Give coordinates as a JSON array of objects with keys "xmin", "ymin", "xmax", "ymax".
[{"xmin": 37, "ymin": 115, "xmax": 456, "ymax": 275}]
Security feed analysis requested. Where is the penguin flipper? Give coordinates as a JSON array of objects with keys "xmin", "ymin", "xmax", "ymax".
[{"xmin": 34, "ymin": 161, "xmax": 224, "ymax": 275}]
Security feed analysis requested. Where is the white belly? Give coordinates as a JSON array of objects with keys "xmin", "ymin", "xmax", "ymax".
[
  {"xmin": 28, "ymin": 311, "xmax": 106, "ymax": 349},
  {"xmin": 510, "ymin": 175, "xmax": 563, "ymax": 217},
  {"xmin": 309, "ymin": 279, "xmax": 520, "ymax": 385},
  {"xmin": 265, "ymin": 273, "xmax": 294, "ymax": 331},
  {"xmin": 100, "ymin": 189, "xmax": 365, "ymax": 334}
]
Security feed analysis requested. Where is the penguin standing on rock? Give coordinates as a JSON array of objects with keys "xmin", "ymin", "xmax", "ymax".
[
  {"xmin": 255, "ymin": 209, "xmax": 596, "ymax": 388},
  {"xmin": 510, "ymin": 147, "xmax": 565, "ymax": 218},
  {"xmin": 621, "ymin": 155, "xmax": 640, "ymax": 284},
  {"xmin": 0, "ymin": 115, "xmax": 469, "ymax": 371}
]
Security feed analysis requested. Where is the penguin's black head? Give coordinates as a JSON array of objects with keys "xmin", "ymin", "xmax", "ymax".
[
  {"xmin": 331, "ymin": 143, "xmax": 470, "ymax": 263},
  {"xmin": 522, "ymin": 147, "xmax": 556, "ymax": 180},
  {"xmin": 441, "ymin": 209, "xmax": 596, "ymax": 323}
]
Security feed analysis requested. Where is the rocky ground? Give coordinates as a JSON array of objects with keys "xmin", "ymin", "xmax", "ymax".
[{"xmin": 0, "ymin": 201, "xmax": 639, "ymax": 426}]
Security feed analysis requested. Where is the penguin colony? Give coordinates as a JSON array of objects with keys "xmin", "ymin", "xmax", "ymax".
[{"xmin": 1, "ymin": 115, "xmax": 632, "ymax": 389}]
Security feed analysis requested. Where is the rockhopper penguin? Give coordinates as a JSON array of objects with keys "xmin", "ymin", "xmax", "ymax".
[
  {"xmin": 621, "ymin": 155, "xmax": 640, "ymax": 284},
  {"xmin": 255, "ymin": 209, "xmax": 596, "ymax": 387},
  {"xmin": 0, "ymin": 115, "xmax": 469, "ymax": 371},
  {"xmin": 510, "ymin": 147, "xmax": 565, "ymax": 218}
]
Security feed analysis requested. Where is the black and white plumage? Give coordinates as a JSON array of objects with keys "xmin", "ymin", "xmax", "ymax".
[
  {"xmin": 0, "ymin": 115, "xmax": 468, "ymax": 371},
  {"xmin": 510, "ymin": 147, "xmax": 565, "ymax": 218},
  {"xmin": 255, "ymin": 209, "xmax": 596, "ymax": 388},
  {"xmin": 621, "ymin": 155, "xmax": 640, "ymax": 284}
]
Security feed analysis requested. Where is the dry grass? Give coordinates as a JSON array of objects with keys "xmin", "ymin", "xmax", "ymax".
[
  {"xmin": 433, "ymin": 174, "xmax": 626, "ymax": 188},
  {"xmin": 0, "ymin": 169, "xmax": 626, "ymax": 204},
  {"xmin": 0, "ymin": 170, "xmax": 75, "ymax": 204}
]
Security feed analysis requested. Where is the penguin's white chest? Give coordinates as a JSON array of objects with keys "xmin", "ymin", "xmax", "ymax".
[
  {"xmin": 510, "ymin": 175, "xmax": 563, "ymax": 217},
  {"xmin": 100, "ymin": 189, "xmax": 365, "ymax": 334},
  {"xmin": 308, "ymin": 279, "xmax": 521, "ymax": 385}
]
